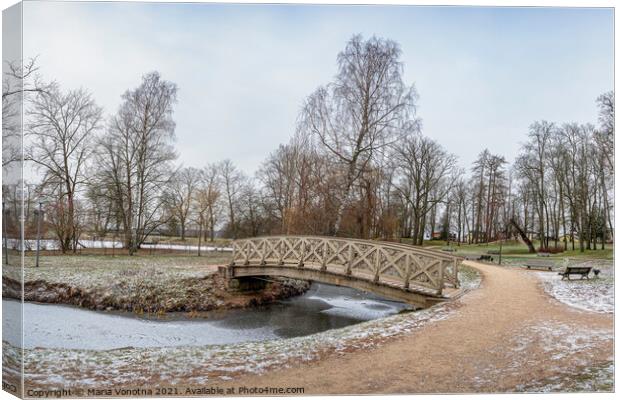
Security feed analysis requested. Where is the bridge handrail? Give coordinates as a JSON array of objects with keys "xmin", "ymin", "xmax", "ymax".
[
  {"xmin": 273, "ymin": 235, "xmax": 463, "ymax": 281},
  {"xmin": 232, "ymin": 235, "xmax": 461, "ymax": 261},
  {"xmin": 230, "ymin": 235, "xmax": 460, "ymax": 295},
  {"xmin": 370, "ymin": 240, "xmax": 464, "ymax": 261}
]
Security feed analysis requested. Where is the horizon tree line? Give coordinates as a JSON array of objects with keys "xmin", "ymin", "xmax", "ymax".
[{"xmin": 2, "ymin": 35, "xmax": 614, "ymax": 254}]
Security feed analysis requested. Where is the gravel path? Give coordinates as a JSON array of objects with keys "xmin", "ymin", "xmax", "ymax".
[{"xmin": 229, "ymin": 261, "xmax": 613, "ymax": 393}]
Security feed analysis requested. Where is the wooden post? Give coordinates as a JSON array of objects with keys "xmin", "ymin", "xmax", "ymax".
[
  {"xmin": 244, "ymin": 241, "xmax": 251, "ymax": 266},
  {"xmin": 346, "ymin": 243, "xmax": 353, "ymax": 275},
  {"xmin": 437, "ymin": 260, "xmax": 445, "ymax": 296},
  {"xmin": 230, "ymin": 241, "xmax": 237, "ymax": 266},
  {"xmin": 373, "ymin": 247, "xmax": 380, "ymax": 283},
  {"xmin": 453, "ymin": 259, "xmax": 459, "ymax": 288},
  {"xmin": 298, "ymin": 238, "xmax": 305, "ymax": 268},
  {"xmin": 260, "ymin": 240, "xmax": 266, "ymax": 266},
  {"xmin": 278, "ymin": 238, "xmax": 284, "ymax": 266},
  {"xmin": 321, "ymin": 240, "xmax": 328, "ymax": 271},
  {"xmin": 404, "ymin": 254, "xmax": 411, "ymax": 289}
]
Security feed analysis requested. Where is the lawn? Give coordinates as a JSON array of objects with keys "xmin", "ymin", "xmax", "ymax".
[{"xmin": 418, "ymin": 239, "xmax": 613, "ymax": 260}]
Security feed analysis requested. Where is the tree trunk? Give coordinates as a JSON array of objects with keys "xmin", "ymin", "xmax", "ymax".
[
  {"xmin": 510, "ymin": 218, "xmax": 536, "ymax": 253},
  {"xmin": 333, "ymin": 162, "xmax": 357, "ymax": 235}
]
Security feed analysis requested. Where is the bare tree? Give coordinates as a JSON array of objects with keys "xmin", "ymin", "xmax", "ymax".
[
  {"xmin": 452, "ymin": 177, "xmax": 469, "ymax": 245},
  {"xmin": 95, "ymin": 71, "xmax": 178, "ymax": 254},
  {"xmin": 165, "ymin": 167, "xmax": 200, "ymax": 240},
  {"xmin": 26, "ymin": 85, "xmax": 102, "ymax": 252},
  {"xmin": 392, "ymin": 133, "xmax": 457, "ymax": 245},
  {"xmin": 258, "ymin": 144, "xmax": 298, "ymax": 233},
  {"xmin": 237, "ymin": 179, "xmax": 264, "ymax": 237},
  {"xmin": 298, "ymin": 35, "xmax": 419, "ymax": 235},
  {"xmin": 594, "ymin": 91, "xmax": 614, "ymax": 242},
  {"xmin": 195, "ymin": 164, "xmax": 222, "ymax": 243},
  {"xmin": 515, "ymin": 121, "xmax": 554, "ymax": 249},
  {"xmin": 85, "ymin": 183, "xmax": 116, "ymax": 239},
  {"xmin": 219, "ymin": 159, "xmax": 245, "ymax": 239},
  {"xmin": 3, "ymin": 57, "xmax": 52, "ymax": 167},
  {"xmin": 596, "ymin": 91, "xmax": 614, "ymax": 140},
  {"xmin": 511, "ymin": 114, "xmax": 612, "ymax": 254}
]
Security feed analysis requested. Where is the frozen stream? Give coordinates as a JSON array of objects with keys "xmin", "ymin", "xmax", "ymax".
[{"xmin": 3, "ymin": 283, "xmax": 412, "ymax": 350}]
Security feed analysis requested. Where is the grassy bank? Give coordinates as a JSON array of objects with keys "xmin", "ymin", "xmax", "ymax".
[{"xmin": 3, "ymin": 254, "xmax": 309, "ymax": 315}]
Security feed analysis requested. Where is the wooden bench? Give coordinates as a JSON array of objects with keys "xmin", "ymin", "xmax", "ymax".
[
  {"xmin": 525, "ymin": 260, "xmax": 555, "ymax": 271},
  {"xmin": 558, "ymin": 266, "xmax": 592, "ymax": 280}
]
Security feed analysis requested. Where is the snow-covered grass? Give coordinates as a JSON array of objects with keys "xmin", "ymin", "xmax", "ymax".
[
  {"xmin": 516, "ymin": 362, "xmax": 614, "ymax": 393},
  {"xmin": 473, "ymin": 319, "xmax": 614, "ymax": 393},
  {"xmin": 6, "ymin": 300, "xmax": 458, "ymax": 389},
  {"xmin": 3, "ymin": 254, "xmax": 307, "ymax": 313},
  {"xmin": 510, "ymin": 320, "xmax": 614, "ymax": 392},
  {"xmin": 535, "ymin": 260, "xmax": 613, "ymax": 314},
  {"xmin": 4, "ymin": 254, "xmax": 231, "ymax": 284},
  {"xmin": 458, "ymin": 264, "xmax": 482, "ymax": 291},
  {"xmin": 4, "ymin": 255, "xmax": 225, "ymax": 313},
  {"xmin": 517, "ymin": 320, "xmax": 613, "ymax": 359}
]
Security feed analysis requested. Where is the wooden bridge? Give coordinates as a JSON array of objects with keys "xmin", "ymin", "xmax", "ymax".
[{"xmin": 224, "ymin": 235, "xmax": 462, "ymax": 308}]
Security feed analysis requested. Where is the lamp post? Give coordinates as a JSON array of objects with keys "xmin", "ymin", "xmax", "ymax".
[
  {"xmin": 498, "ymin": 222, "xmax": 509, "ymax": 266},
  {"xmin": 2, "ymin": 201, "xmax": 8, "ymax": 266},
  {"xmin": 35, "ymin": 202, "xmax": 43, "ymax": 267},
  {"xmin": 498, "ymin": 236, "xmax": 503, "ymax": 265}
]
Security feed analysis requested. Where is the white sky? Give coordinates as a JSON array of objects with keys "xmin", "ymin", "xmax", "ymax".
[{"xmin": 20, "ymin": 2, "xmax": 614, "ymax": 175}]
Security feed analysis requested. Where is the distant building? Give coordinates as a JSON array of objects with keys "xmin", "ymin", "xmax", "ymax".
[{"xmin": 431, "ymin": 231, "xmax": 457, "ymax": 241}]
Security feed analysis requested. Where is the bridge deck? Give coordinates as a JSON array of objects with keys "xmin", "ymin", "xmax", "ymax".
[{"xmin": 228, "ymin": 235, "xmax": 463, "ymax": 308}]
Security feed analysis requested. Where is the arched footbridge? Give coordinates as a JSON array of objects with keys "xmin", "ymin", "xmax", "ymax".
[{"xmin": 223, "ymin": 235, "xmax": 463, "ymax": 308}]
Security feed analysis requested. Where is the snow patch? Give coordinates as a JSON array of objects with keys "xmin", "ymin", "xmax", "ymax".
[{"xmin": 536, "ymin": 260, "xmax": 614, "ymax": 314}]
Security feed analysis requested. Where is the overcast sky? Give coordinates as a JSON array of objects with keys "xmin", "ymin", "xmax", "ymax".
[{"xmin": 21, "ymin": 2, "xmax": 613, "ymax": 174}]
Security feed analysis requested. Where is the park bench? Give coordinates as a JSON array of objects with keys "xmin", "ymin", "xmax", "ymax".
[
  {"xmin": 477, "ymin": 255, "xmax": 493, "ymax": 262},
  {"xmin": 558, "ymin": 266, "xmax": 592, "ymax": 280},
  {"xmin": 525, "ymin": 260, "xmax": 554, "ymax": 271}
]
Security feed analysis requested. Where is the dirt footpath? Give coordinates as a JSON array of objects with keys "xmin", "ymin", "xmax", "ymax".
[{"xmin": 232, "ymin": 261, "xmax": 613, "ymax": 394}]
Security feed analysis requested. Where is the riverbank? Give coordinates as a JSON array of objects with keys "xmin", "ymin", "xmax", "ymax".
[{"xmin": 2, "ymin": 254, "xmax": 309, "ymax": 314}]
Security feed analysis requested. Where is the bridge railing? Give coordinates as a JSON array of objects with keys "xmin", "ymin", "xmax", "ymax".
[{"xmin": 230, "ymin": 235, "xmax": 461, "ymax": 296}]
